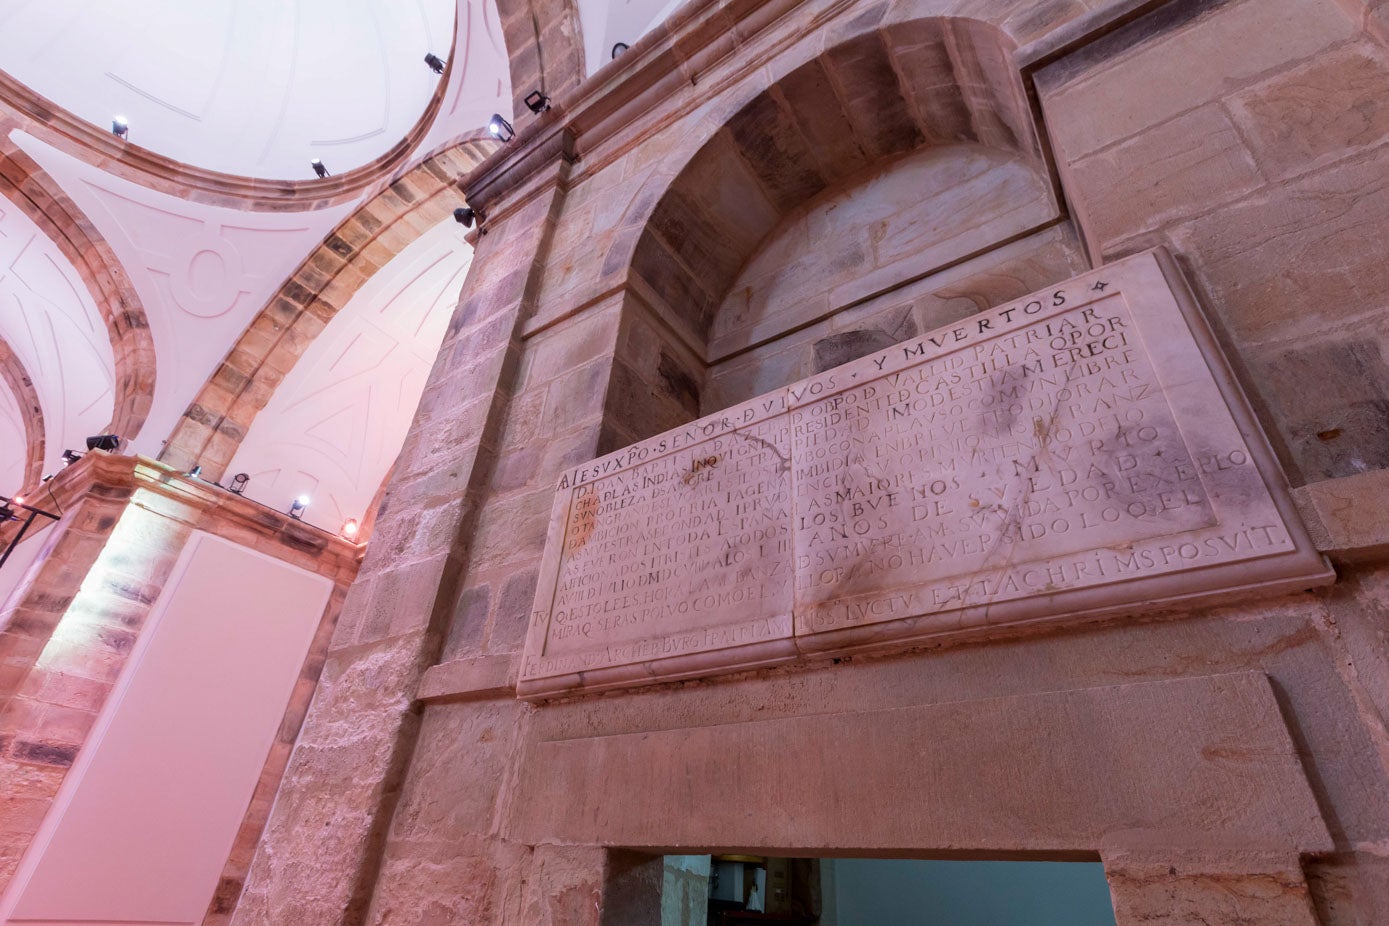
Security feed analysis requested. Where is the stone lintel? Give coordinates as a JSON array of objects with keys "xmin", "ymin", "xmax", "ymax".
[{"xmin": 508, "ymin": 671, "xmax": 1334, "ymax": 857}]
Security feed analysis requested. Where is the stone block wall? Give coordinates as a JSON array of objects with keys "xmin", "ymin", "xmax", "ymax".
[
  {"xmin": 231, "ymin": 1, "xmax": 1389, "ymax": 924},
  {"xmin": 1035, "ymin": 0, "xmax": 1389, "ymax": 485}
]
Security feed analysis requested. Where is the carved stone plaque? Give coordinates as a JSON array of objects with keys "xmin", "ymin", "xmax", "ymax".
[
  {"xmin": 518, "ymin": 249, "xmax": 1331, "ymax": 697},
  {"xmin": 519, "ymin": 394, "xmax": 796, "ymax": 694}
]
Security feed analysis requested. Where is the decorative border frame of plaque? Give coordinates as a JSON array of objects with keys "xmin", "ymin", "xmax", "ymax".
[{"xmin": 517, "ymin": 248, "xmax": 1333, "ymax": 699}]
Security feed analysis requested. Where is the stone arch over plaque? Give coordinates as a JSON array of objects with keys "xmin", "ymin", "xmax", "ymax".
[
  {"xmin": 518, "ymin": 14, "xmax": 1329, "ymax": 701},
  {"xmin": 623, "ymin": 16, "xmax": 1054, "ymax": 356}
]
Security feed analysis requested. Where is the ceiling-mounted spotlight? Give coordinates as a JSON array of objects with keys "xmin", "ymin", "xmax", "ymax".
[
  {"xmin": 487, "ymin": 114, "xmax": 515, "ymax": 142},
  {"xmin": 424, "ymin": 53, "xmax": 447, "ymax": 74},
  {"xmin": 187, "ymin": 465, "xmax": 203, "ymax": 479},
  {"xmin": 86, "ymin": 434, "xmax": 121, "ymax": 452},
  {"xmin": 112, "ymin": 115, "xmax": 128, "ymax": 139},
  {"xmin": 341, "ymin": 518, "xmax": 360, "ymax": 539},
  {"xmin": 524, "ymin": 91, "xmax": 551, "ymax": 114},
  {"xmin": 453, "ymin": 205, "xmax": 485, "ymax": 228},
  {"xmin": 612, "ymin": 42, "xmax": 630, "ymax": 59},
  {"xmin": 289, "ymin": 495, "xmax": 310, "ymax": 520},
  {"xmin": 61, "ymin": 449, "xmax": 83, "ymax": 466},
  {"xmin": 228, "ymin": 473, "xmax": 249, "ymax": 495},
  {"xmin": 310, "ymin": 158, "xmax": 330, "ymax": 179}
]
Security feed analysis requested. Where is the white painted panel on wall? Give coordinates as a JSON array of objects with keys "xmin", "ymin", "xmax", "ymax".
[{"xmin": 2, "ymin": 531, "xmax": 331, "ymax": 924}]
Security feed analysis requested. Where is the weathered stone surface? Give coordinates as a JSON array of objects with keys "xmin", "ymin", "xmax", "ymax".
[
  {"xmin": 508, "ymin": 672, "xmax": 1332, "ymax": 855},
  {"xmin": 519, "ymin": 390, "xmax": 796, "ymax": 696}
]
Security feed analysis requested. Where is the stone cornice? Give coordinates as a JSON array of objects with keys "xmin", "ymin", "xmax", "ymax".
[{"xmin": 28, "ymin": 453, "xmax": 363, "ymax": 582}]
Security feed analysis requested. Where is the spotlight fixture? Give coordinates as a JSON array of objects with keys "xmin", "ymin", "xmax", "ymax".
[
  {"xmin": 187, "ymin": 465, "xmax": 203, "ymax": 479},
  {"xmin": 424, "ymin": 52, "xmax": 447, "ymax": 74},
  {"xmin": 289, "ymin": 495, "xmax": 310, "ymax": 520},
  {"xmin": 228, "ymin": 473, "xmax": 250, "ymax": 495},
  {"xmin": 61, "ymin": 449, "xmax": 83, "ymax": 466},
  {"xmin": 524, "ymin": 90, "xmax": 551, "ymax": 114},
  {"xmin": 453, "ymin": 205, "xmax": 485, "ymax": 228},
  {"xmin": 487, "ymin": 114, "xmax": 515, "ymax": 142},
  {"xmin": 86, "ymin": 434, "xmax": 121, "ymax": 452},
  {"xmin": 112, "ymin": 115, "xmax": 128, "ymax": 139},
  {"xmin": 341, "ymin": 518, "xmax": 360, "ymax": 539},
  {"xmin": 310, "ymin": 158, "xmax": 330, "ymax": 179},
  {"xmin": 612, "ymin": 42, "xmax": 630, "ymax": 59},
  {"xmin": 12, "ymin": 496, "xmax": 24, "ymax": 506}
]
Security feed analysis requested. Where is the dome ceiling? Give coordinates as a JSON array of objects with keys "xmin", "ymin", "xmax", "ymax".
[
  {"xmin": 0, "ymin": 189, "xmax": 116, "ymax": 491},
  {"xmin": 0, "ymin": 0, "xmax": 458, "ymax": 179}
]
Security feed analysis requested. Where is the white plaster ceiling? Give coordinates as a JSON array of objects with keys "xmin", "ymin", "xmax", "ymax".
[
  {"xmin": 578, "ymin": 0, "xmax": 686, "ymax": 76},
  {"xmin": 0, "ymin": 380, "xmax": 27, "ymax": 496},
  {"xmin": 0, "ymin": 188, "xmax": 116, "ymax": 486},
  {"xmin": 224, "ymin": 220, "xmax": 471, "ymax": 532},
  {"xmin": 0, "ymin": 0, "xmax": 458, "ymax": 179},
  {"xmin": 12, "ymin": 131, "xmax": 354, "ymax": 460},
  {"xmin": 414, "ymin": 0, "xmax": 513, "ymax": 153}
]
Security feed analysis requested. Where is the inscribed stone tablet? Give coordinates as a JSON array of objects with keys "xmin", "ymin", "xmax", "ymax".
[
  {"xmin": 518, "ymin": 248, "xmax": 1332, "ymax": 697},
  {"xmin": 518, "ymin": 394, "xmax": 796, "ymax": 696}
]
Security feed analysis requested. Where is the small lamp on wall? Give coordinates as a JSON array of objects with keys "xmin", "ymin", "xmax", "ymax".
[
  {"xmin": 112, "ymin": 115, "xmax": 128, "ymax": 139},
  {"xmin": 487, "ymin": 114, "xmax": 515, "ymax": 142},
  {"xmin": 341, "ymin": 518, "xmax": 359, "ymax": 539},
  {"xmin": 289, "ymin": 495, "xmax": 310, "ymax": 520}
]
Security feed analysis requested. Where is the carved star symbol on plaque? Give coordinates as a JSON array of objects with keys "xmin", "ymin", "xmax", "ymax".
[{"xmin": 1092, "ymin": 280, "xmax": 1109, "ymax": 291}]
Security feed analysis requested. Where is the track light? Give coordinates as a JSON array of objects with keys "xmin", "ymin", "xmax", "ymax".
[
  {"xmin": 112, "ymin": 115, "xmax": 128, "ymax": 139},
  {"xmin": 424, "ymin": 53, "xmax": 446, "ymax": 74},
  {"xmin": 487, "ymin": 114, "xmax": 514, "ymax": 142},
  {"xmin": 524, "ymin": 91, "xmax": 551, "ymax": 114},
  {"xmin": 341, "ymin": 518, "xmax": 359, "ymax": 539},
  {"xmin": 310, "ymin": 158, "xmax": 330, "ymax": 179},
  {"xmin": 289, "ymin": 495, "xmax": 310, "ymax": 519},
  {"xmin": 187, "ymin": 465, "xmax": 202, "ymax": 479},
  {"xmin": 61, "ymin": 449, "xmax": 83, "ymax": 466},
  {"xmin": 228, "ymin": 473, "xmax": 249, "ymax": 495},
  {"xmin": 453, "ymin": 205, "xmax": 485, "ymax": 228},
  {"xmin": 612, "ymin": 42, "xmax": 630, "ymax": 59},
  {"xmin": 86, "ymin": 434, "xmax": 121, "ymax": 451}
]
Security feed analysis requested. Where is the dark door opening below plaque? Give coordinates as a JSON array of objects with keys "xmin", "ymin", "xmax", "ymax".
[{"xmin": 662, "ymin": 855, "xmax": 1117, "ymax": 926}]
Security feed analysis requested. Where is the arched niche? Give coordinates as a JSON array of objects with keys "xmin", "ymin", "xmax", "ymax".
[{"xmin": 609, "ymin": 17, "xmax": 1085, "ymax": 438}]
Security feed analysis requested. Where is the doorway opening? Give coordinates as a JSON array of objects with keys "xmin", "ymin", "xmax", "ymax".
[{"xmin": 661, "ymin": 855, "xmax": 1116, "ymax": 926}]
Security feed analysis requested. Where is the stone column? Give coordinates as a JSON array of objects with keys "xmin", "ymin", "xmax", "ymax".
[
  {"xmin": 0, "ymin": 454, "xmax": 358, "ymax": 898},
  {"xmin": 231, "ymin": 171, "xmax": 573, "ymax": 924},
  {"xmin": 1103, "ymin": 851, "xmax": 1323, "ymax": 926}
]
